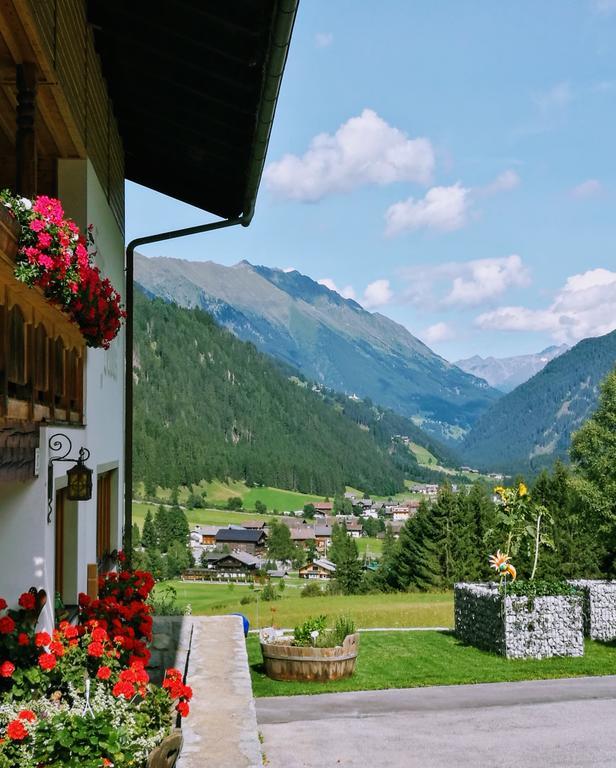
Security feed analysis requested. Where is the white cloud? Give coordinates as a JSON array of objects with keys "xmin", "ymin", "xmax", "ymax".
[
  {"xmin": 317, "ymin": 278, "xmax": 356, "ymax": 300},
  {"xmin": 570, "ymin": 179, "xmax": 603, "ymax": 199},
  {"xmin": 385, "ymin": 183, "xmax": 470, "ymax": 236},
  {"xmin": 400, "ymin": 255, "xmax": 531, "ymax": 308},
  {"xmin": 443, "ymin": 255, "xmax": 530, "ymax": 307},
  {"xmin": 421, "ymin": 322, "xmax": 456, "ymax": 344},
  {"xmin": 475, "ymin": 268, "xmax": 616, "ymax": 344},
  {"xmin": 481, "ymin": 169, "xmax": 521, "ymax": 196},
  {"xmin": 315, "ymin": 32, "xmax": 333, "ymax": 48},
  {"xmin": 265, "ymin": 109, "xmax": 435, "ymax": 202},
  {"xmin": 318, "ymin": 277, "xmax": 391, "ymax": 307},
  {"xmin": 533, "ymin": 82, "xmax": 572, "ymax": 115},
  {"xmin": 363, "ymin": 279, "xmax": 393, "ymax": 308}
]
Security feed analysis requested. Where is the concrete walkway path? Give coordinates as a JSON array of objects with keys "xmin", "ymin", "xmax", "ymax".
[
  {"xmin": 257, "ymin": 676, "xmax": 616, "ymax": 767},
  {"xmin": 177, "ymin": 616, "xmax": 262, "ymax": 768}
]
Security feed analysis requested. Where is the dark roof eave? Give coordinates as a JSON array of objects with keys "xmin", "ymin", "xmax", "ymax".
[{"xmin": 241, "ymin": 0, "xmax": 298, "ymax": 224}]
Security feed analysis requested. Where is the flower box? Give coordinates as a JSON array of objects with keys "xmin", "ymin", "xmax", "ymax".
[
  {"xmin": 260, "ymin": 632, "xmax": 359, "ymax": 682},
  {"xmin": 0, "ymin": 204, "xmax": 19, "ymax": 263},
  {"xmin": 454, "ymin": 582, "xmax": 584, "ymax": 659}
]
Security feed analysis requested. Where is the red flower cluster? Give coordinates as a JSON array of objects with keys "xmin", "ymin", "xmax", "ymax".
[
  {"xmin": 162, "ymin": 668, "xmax": 193, "ymax": 718},
  {"xmin": 79, "ymin": 569, "xmax": 155, "ymax": 666},
  {"xmin": 0, "ymin": 191, "xmax": 125, "ymax": 349},
  {"xmin": 5, "ymin": 710, "xmax": 36, "ymax": 741},
  {"xmin": 111, "ymin": 660, "xmax": 149, "ymax": 700}
]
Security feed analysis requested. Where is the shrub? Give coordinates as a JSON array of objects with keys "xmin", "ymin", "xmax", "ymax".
[
  {"xmin": 331, "ymin": 615, "xmax": 355, "ymax": 646},
  {"xmin": 301, "ymin": 582, "xmax": 323, "ymax": 598},
  {"xmin": 240, "ymin": 595, "xmax": 256, "ymax": 606},
  {"xmin": 294, "ymin": 616, "xmax": 328, "ymax": 646},
  {"xmin": 260, "ymin": 583, "xmax": 280, "ymax": 602},
  {"xmin": 148, "ymin": 584, "xmax": 186, "ymax": 616},
  {"xmin": 503, "ymin": 579, "xmax": 580, "ymax": 598}
]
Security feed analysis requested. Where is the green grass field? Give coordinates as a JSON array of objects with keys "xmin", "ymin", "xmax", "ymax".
[
  {"xmin": 132, "ymin": 502, "xmax": 271, "ymax": 532},
  {"xmin": 135, "ymin": 479, "xmax": 325, "ymax": 511},
  {"xmin": 248, "ymin": 632, "xmax": 616, "ymax": 697},
  {"xmin": 156, "ymin": 581, "xmax": 453, "ymax": 630},
  {"xmin": 242, "ymin": 487, "xmax": 324, "ymax": 512},
  {"xmin": 356, "ymin": 537, "xmax": 383, "ymax": 557},
  {"xmin": 409, "ymin": 442, "xmax": 439, "ymax": 466}
]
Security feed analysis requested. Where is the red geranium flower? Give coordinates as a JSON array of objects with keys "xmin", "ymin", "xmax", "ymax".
[
  {"xmin": 17, "ymin": 710, "xmax": 36, "ymax": 722},
  {"xmin": 0, "ymin": 661, "xmax": 15, "ymax": 678},
  {"xmin": 112, "ymin": 680, "xmax": 135, "ymax": 699},
  {"xmin": 38, "ymin": 653, "xmax": 56, "ymax": 671},
  {"xmin": 176, "ymin": 701, "xmax": 190, "ymax": 718},
  {"xmin": 6, "ymin": 719, "xmax": 28, "ymax": 740},
  {"xmin": 87, "ymin": 641, "xmax": 104, "ymax": 658},
  {"xmin": 96, "ymin": 666, "xmax": 112, "ymax": 680},
  {"xmin": 35, "ymin": 631, "xmax": 51, "ymax": 647},
  {"xmin": 17, "ymin": 632, "xmax": 30, "ymax": 646},
  {"xmin": 0, "ymin": 616, "xmax": 15, "ymax": 634},
  {"xmin": 0, "ymin": 598, "xmax": 7, "ymax": 611}
]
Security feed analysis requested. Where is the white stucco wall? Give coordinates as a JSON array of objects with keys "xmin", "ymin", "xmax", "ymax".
[{"xmin": 0, "ymin": 159, "xmax": 125, "ymax": 629}]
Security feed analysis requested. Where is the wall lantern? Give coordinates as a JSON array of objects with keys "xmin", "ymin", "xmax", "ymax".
[{"xmin": 47, "ymin": 433, "xmax": 93, "ymax": 523}]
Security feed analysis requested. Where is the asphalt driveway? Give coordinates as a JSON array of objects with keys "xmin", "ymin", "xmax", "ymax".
[{"xmin": 256, "ymin": 676, "xmax": 616, "ymax": 767}]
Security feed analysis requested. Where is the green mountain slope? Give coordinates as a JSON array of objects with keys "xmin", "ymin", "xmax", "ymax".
[
  {"xmin": 133, "ymin": 291, "xmax": 456, "ymax": 497},
  {"xmin": 135, "ymin": 254, "xmax": 499, "ymax": 443},
  {"xmin": 462, "ymin": 330, "xmax": 616, "ymax": 474}
]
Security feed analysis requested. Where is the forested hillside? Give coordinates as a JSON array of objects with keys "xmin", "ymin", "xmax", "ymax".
[
  {"xmin": 133, "ymin": 291, "xmax": 454, "ymax": 496},
  {"xmin": 462, "ymin": 330, "xmax": 616, "ymax": 474}
]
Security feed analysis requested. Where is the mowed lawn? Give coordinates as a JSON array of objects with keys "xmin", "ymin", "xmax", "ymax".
[
  {"xmin": 157, "ymin": 581, "xmax": 454, "ymax": 629},
  {"xmin": 356, "ymin": 537, "xmax": 383, "ymax": 557},
  {"xmin": 248, "ymin": 631, "xmax": 616, "ymax": 697}
]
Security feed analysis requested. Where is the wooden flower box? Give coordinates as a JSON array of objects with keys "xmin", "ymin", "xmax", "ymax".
[
  {"xmin": 260, "ymin": 633, "xmax": 359, "ymax": 682},
  {"xmin": 0, "ymin": 204, "xmax": 19, "ymax": 264}
]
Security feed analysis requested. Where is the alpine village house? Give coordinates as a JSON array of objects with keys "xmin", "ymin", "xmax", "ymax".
[{"xmin": 0, "ymin": 0, "xmax": 297, "ymax": 630}]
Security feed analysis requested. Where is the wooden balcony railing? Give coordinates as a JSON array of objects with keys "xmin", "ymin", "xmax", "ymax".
[{"xmin": 0, "ymin": 205, "xmax": 85, "ymax": 425}]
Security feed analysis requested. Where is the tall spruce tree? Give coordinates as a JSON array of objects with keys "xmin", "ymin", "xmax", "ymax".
[
  {"xmin": 154, "ymin": 505, "xmax": 171, "ymax": 553},
  {"xmin": 391, "ymin": 500, "xmax": 441, "ymax": 591},
  {"xmin": 141, "ymin": 510, "xmax": 157, "ymax": 550},
  {"xmin": 167, "ymin": 505, "xmax": 190, "ymax": 546},
  {"xmin": 330, "ymin": 527, "xmax": 362, "ymax": 594}
]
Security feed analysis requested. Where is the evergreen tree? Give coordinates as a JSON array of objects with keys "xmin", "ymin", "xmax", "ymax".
[
  {"xmin": 254, "ymin": 500, "xmax": 267, "ymax": 515},
  {"xmin": 267, "ymin": 520, "xmax": 295, "ymax": 562},
  {"xmin": 154, "ymin": 505, "xmax": 171, "ymax": 553},
  {"xmin": 132, "ymin": 523, "xmax": 142, "ymax": 548},
  {"xmin": 305, "ymin": 539, "xmax": 318, "ymax": 562},
  {"xmin": 141, "ymin": 510, "xmax": 157, "ymax": 550},
  {"xmin": 167, "ymin": 505, "xmax": 190, "ymax": 546},
  {"xmin": 166, "ymin": 541, "xmax": 191, "ymax": 578},
  {"xmin": 146, "ymin": 548, "xmax": 166, "ymax": 580},
  {"xmin": 391, "ymin": 500, "xmax": 441, "ymax": 591},
  {"xmin": 330, "ymin": 528, "xmax": 362, "ymax": 594}
]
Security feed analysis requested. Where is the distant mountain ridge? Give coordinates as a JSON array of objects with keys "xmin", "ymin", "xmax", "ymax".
[
  {"xmin": 455, "ymin": 345, "xmax": 569, "ymax": 392},
  {"xmin": 462, "ymin": 330, "xmax": 616, "ymax": 474},
  {"xmin": 135, "ymin": 254, "xmax": 499, "ymax": 442}
]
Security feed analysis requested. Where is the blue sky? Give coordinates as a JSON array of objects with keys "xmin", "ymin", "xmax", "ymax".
[{"xmin": 127, "ymin": 0, "xmax": 616, "ymax": 361}]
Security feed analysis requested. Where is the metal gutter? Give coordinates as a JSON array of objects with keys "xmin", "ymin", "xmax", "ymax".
[{"xmin": 122, "ymin": 0, "xmax": 299, "ymax": 560}]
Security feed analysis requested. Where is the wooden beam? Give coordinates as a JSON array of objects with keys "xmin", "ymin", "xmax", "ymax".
[{"xmin": 15, "ymin": 61, "xmax": 36, "ymax": 197}]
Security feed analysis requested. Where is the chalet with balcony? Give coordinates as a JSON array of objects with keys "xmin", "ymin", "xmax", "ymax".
[
  {"xmin": 0, "ymin": 0, "xmax": 297, "ymax": 627},
  {"xmin": 299, "ymin": 558, "xmax": 336, "ymax": 580}
]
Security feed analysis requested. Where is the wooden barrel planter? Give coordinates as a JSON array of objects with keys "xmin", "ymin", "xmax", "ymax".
[
  {"xmin": 147, "ymin": 728, "xmax": 183, "ymax": 768},
  {"xmin": 260, "ymin": 633, "xmax": 359, "ymax": 682}
]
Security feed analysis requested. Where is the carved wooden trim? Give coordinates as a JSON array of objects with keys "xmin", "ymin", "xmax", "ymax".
[{"xmin": 0, "ymin": 419, "xmax": 39, "ymax": 482}]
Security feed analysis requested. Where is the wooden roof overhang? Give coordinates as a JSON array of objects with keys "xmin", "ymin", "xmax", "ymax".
[{"xmin": 88, "ymin": 0, "xmax": 298, "ymax": 221}]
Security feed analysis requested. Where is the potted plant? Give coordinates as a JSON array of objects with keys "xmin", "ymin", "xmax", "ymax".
[{"xmin": 260, "ymin": 615, "xmax": 359, "ymax": 682}]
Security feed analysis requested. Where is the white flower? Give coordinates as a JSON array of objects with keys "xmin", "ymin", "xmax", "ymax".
[
  {"xmin": 19, "ymin": 197, "xmax": 32, "ymax": 210},
  {"xmin": 310, "ymin": 630, "xmax": 320, "ymax": 639}
]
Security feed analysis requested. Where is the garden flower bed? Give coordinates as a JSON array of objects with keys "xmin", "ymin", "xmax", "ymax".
[{"xmin": 0, "ymin": 564, "xmax": 191, "ymax": 767}]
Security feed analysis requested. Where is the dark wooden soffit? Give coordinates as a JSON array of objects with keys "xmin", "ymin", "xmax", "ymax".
[
  {"xmin": 0, "ymin": 420, "xmax": 39, "ymax": 482},
  {"xmin": 87, "ymin": 0, "xmax": 298, "ymax": 220}
]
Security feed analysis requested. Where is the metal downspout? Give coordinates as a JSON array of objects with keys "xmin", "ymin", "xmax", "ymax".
[{"xmin": 123, "ymin": 215, "xmax": 247, "ymax": 563}]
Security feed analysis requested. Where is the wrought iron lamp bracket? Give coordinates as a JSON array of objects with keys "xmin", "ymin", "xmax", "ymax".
[{"xmin": 47, "ymin": 433, "xmax": 91, "ymax": 524}]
